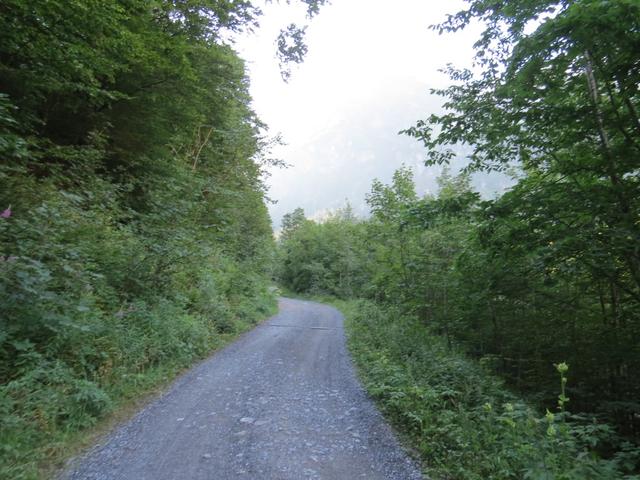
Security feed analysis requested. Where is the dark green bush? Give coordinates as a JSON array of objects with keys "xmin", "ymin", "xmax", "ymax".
[
  {"xmin": 342, "ymin": 300, "xmax": 640, "ymax": 479},
  {"xmin": 0, "ymin": 1, "xmax": 277, "ymax": 477}
]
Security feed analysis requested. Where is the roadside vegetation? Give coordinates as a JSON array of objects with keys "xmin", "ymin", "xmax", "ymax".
[{"xmin": 342, "ymin": 298, "xmax": 639, "ymax": 479}]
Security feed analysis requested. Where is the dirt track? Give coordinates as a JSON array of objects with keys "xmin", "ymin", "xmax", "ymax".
[{"xmin": 62, "ymin": 298, "xmax": 423, "ymax": 480}]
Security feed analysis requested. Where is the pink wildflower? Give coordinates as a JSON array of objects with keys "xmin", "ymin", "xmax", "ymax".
[{"xmin": 0, "ymin": 206, "xmax": 11, "ymax": 218}]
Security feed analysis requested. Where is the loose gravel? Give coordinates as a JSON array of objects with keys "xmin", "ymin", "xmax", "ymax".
[{"xmin": 61, "ymin": 298, "xmax": 424, "ymax": 480}]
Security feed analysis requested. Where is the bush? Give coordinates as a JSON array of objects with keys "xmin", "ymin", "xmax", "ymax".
[
  {"xmin": 342, "ymin": 300, "xmax": 640, "ymax": 479},
  {"xmin": 0, "ymin": 184, "xmax": 276, "ymax": 478}
]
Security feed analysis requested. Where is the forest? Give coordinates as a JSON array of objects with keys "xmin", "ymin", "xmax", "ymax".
[
  {"xmin": 1, "ymin": 0, "xmax": 639, "ymax": 479},
  {"xmin": 0, "ymin": 1, "xmax": 306, "ymax": 477},
  {"xmin": 277, "ymin": 0, "xmax": 640, "ymax": 478}
]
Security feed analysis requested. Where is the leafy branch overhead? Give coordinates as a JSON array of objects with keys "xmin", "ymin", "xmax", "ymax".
[
  {"xmin": 273, "ymin": 0, "xmax": 330, "ymax": 80},
  {"xmin": 276, "ymin": 24, "xmax": 309, "ymax": 81}
]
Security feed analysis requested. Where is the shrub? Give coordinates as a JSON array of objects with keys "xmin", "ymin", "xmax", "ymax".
[{"xmin": 342, "ymin": 300, "xmax": 640, "ymax": 479}]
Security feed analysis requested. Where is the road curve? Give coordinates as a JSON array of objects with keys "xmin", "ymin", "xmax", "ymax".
[{"xmin": 62, "ymin": 298, "xmax": 423, "ymax": 480}]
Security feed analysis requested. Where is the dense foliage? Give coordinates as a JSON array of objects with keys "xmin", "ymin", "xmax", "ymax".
[
  {"xmin": 340, "ymin": 299, "xmax": 639, "ymax": 480},
  {"xmin": 404, "ymin": 0, "xmax": 640, "ymax": 438},
  {"xmin": 0, "ymin": 1, "xmax": 321, "ymax": 477}
]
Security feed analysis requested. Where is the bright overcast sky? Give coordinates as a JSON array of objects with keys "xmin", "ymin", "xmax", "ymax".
[{"xmin": 235, "ymin": 0, "xmax": 510, "ymax": 228}]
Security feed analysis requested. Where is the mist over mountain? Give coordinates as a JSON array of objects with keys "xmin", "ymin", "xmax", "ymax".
[
  {"xmin": 267, "ymin": 83, "xmax": 513, "ymax": 229},
  {"xmin": 232, "ymin": 0, "xmax": 510, "ymax": 229}
]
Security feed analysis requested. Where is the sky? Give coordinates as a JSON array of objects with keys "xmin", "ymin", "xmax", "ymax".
[{"xmin": 235, "ymin": 0, "xmax": 513, "ymax": 228}]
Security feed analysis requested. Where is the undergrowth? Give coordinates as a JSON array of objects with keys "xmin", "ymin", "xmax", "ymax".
[
  {"xmin": 334, "ymin": 298, "xmax": 640, "ymax": 480},
  {"xmin": 0, "ymin": 282, "xmax": 276, "ymax": 480}
]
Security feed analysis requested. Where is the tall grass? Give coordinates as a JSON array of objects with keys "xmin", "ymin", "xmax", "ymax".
[{"xmin": 0, "ymin": 280, "xmax": 276, "ymax": 480}]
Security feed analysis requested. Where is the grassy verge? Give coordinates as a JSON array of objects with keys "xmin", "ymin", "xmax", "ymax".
[
  {"xmin": 0, "ymin": 290, "xmax": 278, "ymax": 480},
  {"xmin": 324, "ymin": 298, "xmax": 638, "ymax": 480}
]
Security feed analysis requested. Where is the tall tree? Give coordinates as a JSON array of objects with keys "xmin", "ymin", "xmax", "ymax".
[{"xmin": 404, "ymin": 0, "xmax": 640, "ymax": 433}]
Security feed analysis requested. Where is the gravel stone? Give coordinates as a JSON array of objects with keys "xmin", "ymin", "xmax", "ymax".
[{"xmin": 61, "ymin": 298, "xmax": 424, "ymax": 480}]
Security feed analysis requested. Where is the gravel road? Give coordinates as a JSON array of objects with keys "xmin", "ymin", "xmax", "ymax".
[{"xmin": 62, "ymin": 298, "xmax": 423, "ymax": 480}]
